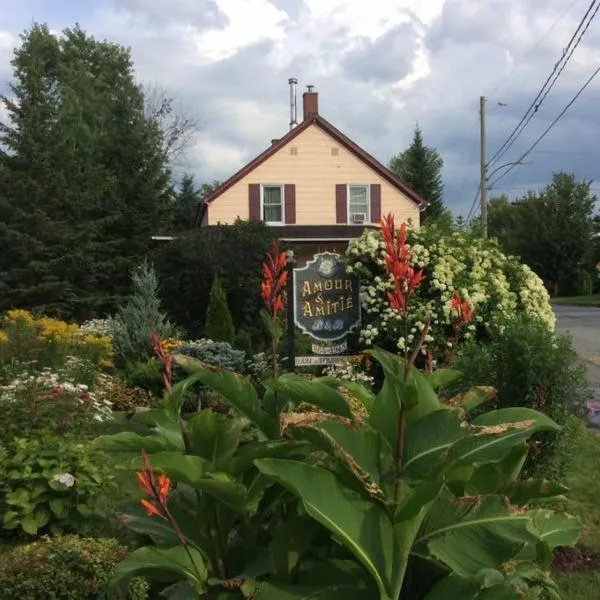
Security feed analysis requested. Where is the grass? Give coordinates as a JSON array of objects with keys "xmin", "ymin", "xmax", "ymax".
[
  {"xmin": 555, "ymin": 421, "xmax": 600, "ymax": 598},
  {"xmin": 552, "ymin": 294, "xmax": 600, "ymax": 307}
]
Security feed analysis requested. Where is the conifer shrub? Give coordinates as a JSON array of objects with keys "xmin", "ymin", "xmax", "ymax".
[{"xmin": 204, "ymin": 276, "xmax": 235, "ymax": 344}]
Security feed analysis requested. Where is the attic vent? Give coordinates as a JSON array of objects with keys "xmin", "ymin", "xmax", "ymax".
[
  {"xmin": 290, "ymin": 147, "xmax": 298, "ymax": 156},
  {"xmin": 331, "ymin": 147, "xmax": 339, "ymax": 156}
]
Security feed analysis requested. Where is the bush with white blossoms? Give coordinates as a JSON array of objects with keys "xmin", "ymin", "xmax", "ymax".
[
  {"xmin": 324, "ymin": 356, "xmax": 375, "ymax": 390},
  {"xmin": 346, "ymin": 225, "xmax": 554, "ymax": 359}
]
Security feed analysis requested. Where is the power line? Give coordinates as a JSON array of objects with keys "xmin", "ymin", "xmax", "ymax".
[
  {"xmin": 488, "ymin": 62, "xmax": 600, "ymax": 188},
  {"xmin": 464, "ymin": 187, "xmax": 481, "ymax": 225},
  {"xmin": 487, "ymin": 0, "xmax": 599, "ymax": 168}
]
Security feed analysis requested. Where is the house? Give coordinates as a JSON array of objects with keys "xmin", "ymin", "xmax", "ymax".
[{"xmin": 197, "ymin": 81, "xmax": 426, "ymax": 264}]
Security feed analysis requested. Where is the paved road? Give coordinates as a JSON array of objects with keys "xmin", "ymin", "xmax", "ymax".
[{"xmin": 554, "ymin": 305, "xmax": 600, "ymax": 404}]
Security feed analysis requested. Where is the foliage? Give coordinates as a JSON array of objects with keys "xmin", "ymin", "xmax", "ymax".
[
  {"xmin": 152, "ymin": 220, "xmax": 278, "ymax": 335},
  {"xmin": 0, "ymin": 24, "xmax": 172, "ymax": 320},
  {"xmin": 177, "ymin": 339, "xmax": 246, "ymax": 373},
  {"xmin": 98, "ymin": 348, "xmax": 579, "ymax": 599},
  {"xmin": 389, "ymin": 125, "xmax": 446, "ymax": 222},
  {"xmin": 95, "ymin": 373, "xmax": 151, "ymax": 414},
  {"xmin": 204, "ymin": 277, "xmax": 235, "ymax": 343},
  {"xmin": 323, "ymin": 354, "xmax": 375, "ymax": 390},
  {"xmin": 488, "ymin": 173, "xmax": 597, "ymax": 296},
  {"xmin": 110, "ymin": 261, "xmax": 178, "ymax": 365},
  {"xmin": 0, "ymin": 309, "xmax": 113, "ymax": 370},
  {"xmin": 122, "ymin": 358, "xmax": 165, "ymax": 399},
  {"xmin": 0, "ymin": 365, "xmax": 113, "ymax": 447},
  {"xmin": 233, "ymin": 328, "xmax": 253, "ymax": 357},
  {"xmin": 0, "ymin": 437, "xmax": 115, "ymax": 536},
  {"xmin": 172, "ymin": 174, "xmax": 220, "ymax": 232},
  {"xmin": 450, "ymin": 316, "xmax": 591, "ymax": 480},
  {"xmin": 346, "ymin": 225, "xmax": 554, "ymax": 360},
  {"xmin": 0, "ymin": 534, "xmax": 148, "ymax": 599}
]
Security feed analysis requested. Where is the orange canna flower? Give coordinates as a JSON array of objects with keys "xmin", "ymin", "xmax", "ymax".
[
  {"xmin": 150, "ymin": 330, "xmax": 173, "ymax": 392},
  {"xmin": 261, "ymin": 241, "xmax": 288, "ymax": 318},
  {"xmin": 380, "ymin": 212, "xmax": 425, "ymax": 317},
  {"xmin": 137, "ymin": 450, "xmax": 172, "ymax": 520},
  {"xmin": 450, "ymin": 291, "xmax": 474, "ymax": 326},
  {"xmin": 140, "ymin": 498, "xmax": 162, "ymax": 518}
]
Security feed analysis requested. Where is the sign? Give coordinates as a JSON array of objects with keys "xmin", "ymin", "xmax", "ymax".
[
  {"xmin": 293, "ymin": 252, "xmax": 361, "ymax": 342},
  {"xmin": 295, "ymin": 355, "xmax": 349, "ymax": 367},
  {"xmin": 311, "ymin": 340, "xmax": 348, "ymax": 355}
]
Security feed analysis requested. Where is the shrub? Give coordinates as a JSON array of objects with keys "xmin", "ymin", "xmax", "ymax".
[
  {"xmin": 95, "ymin": 373, "xmax": 151, "ymax": 414},
  {"xmin": 232, "ymin": 328, "xmax": 253, "ymax": 357},
  {"xmin": 177, "ymin": 339, "xmax": 245, "ymax": 372},
  {"xmin": 0, "ymin": 437, "xmax": 115, "ymax": 536},
  {"xmin": 121, "ymin": 359, "xmax": 164, "ymax": 399},
  {"xmin": 204, "ymin": 276, "xmax": 235, "ymax": 343},
  {"xmin": 450, "ymin": 315, "xmax": 591, "ymax": 479},
  {"xmin": 0, "ymin": 367, "xmax": 113, "ymax": 446},
  {"xmin": 346, "ymin": 226, "xmax": 554, "ymax": 359},
  {"xmin": 0, "ymin": 534, "xmax": 148, "ymax": 599},
  {"xmin": 109, "ymin": 261, "xmax": 178, "ymax": 365}
]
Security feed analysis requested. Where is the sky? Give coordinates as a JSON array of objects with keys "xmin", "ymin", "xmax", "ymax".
[{"xmin": 1, "ymin": 0, "xmax": 600, "ymax": 217}]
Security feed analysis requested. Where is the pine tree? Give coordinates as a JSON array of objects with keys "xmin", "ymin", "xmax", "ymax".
[
  {"xmin": 389, "ymin": 125, "xmax": 446, "ymax": 222},
  {"xmin": 204, "ymin": 277, "xmax": 235, "ymax": 344},
  {"xmin": 110, "ymin": 260, "xmax": 177, "ymax": 365},
  {"xmin": 0, "ymin": 24, "xmax": 172, "ymax": 319}
]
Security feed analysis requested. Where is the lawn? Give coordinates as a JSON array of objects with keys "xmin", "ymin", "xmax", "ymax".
[
  {"xmin": 552, "ymin": 294, "xmax": 600, "ymax": 307},
  {"xmin": 555, "ymin": 422, "xmax": 600, "ymax": 598}
]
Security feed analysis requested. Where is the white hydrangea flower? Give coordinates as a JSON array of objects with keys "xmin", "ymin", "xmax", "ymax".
[{"xmin": 53, "ymin": 473, "xmax": 75, "ymax": 488}]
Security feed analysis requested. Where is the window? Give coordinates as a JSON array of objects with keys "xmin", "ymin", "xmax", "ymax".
[
  {"xmin": 348, "ymin": 185, "xmax": 369, "ymax": 223},
  {"xmin": 261, "ymin": 185, "xmax": 284, "ymax": 224}
]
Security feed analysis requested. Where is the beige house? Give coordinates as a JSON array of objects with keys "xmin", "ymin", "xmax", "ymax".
[{"xmin": 198, "ymin": 84, "xmax": 425, "ymax": 261}]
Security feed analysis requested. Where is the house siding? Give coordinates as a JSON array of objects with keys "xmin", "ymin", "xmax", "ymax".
[{"xmin": 206, "ymin": 124, "xmax": 420, "ymax": 227}]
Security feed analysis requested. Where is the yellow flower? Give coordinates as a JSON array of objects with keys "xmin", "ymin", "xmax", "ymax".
[
  {"xmin": 0, "ymin": 330, "xmax": 9, "ymax": 344},
  {"xmin": 161, "ymin": 338, "xmax": 183, "ymax": 354},
  {"xmin": 36, "ymin": 317, "xmax": 80, "ymax": 343},
  {"xmin": 4, "ymin": 309, "xmax": 34, "ymax": 325}
]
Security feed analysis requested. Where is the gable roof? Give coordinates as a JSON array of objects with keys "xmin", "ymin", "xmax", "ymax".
[{"xmin": 199, "ymin": 115, "xmax": 427, "ymax": 213}]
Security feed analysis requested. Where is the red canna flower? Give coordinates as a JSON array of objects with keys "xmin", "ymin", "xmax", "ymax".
[
  {"xmin": 450, "ymin": 290, "xmax": 474, "ymax": 327},
  {"xmin": 137, "ymin": 449, "xmax": 172, "ymax": 519},
  {"xmin": 380, "ymin": 213, "xmax": 425, "ymax": 317},
  {"xmin": 261, "ymin": 241, "xmax": 288, "ymax": 318},
  {"xmin": 151, "ymin": 329, "xmax": 173, "ymax": 392}
]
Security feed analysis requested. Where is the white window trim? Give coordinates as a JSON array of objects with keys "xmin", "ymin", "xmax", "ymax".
[
  {"xmin": 347, "ymin": 184, "xmax": 371, "ymax": 223},
  {"xmin": 260, "ymin": 184, "xmax": 285, "ymax": 225}
]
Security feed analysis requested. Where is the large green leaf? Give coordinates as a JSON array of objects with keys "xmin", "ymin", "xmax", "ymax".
[
  {"xmin": 446, "ymin": 386, "xmax": 496, "ymax": 413},
  {"xmin": 229, "ymin": 440, "xmax": 310, "ymax": 474},
  {"xmin": 425, "ymin": 369, "xmax": 463, "ymax": 391},
  {"xmin": 472, "ymin": 408, "xmax": 560, "ymax": 432},
  {"xmin": 188, "ymin": 410, "xmax": 242, "ymax": 469},
  {"xmin": 529, "ymin": 510, "xmax": 581, "ymax": 549},
  {"xmin": 255, "ymin": 458, "xmax": 398, "ymax": 599},
  {"xmin": 127, "ymin": 452, "xmax": 209, "ymax": 486},
  {"xmin": 268, "ymin": 375, "xmax": 353, "ymax": 419},
  {"xmin": 416, "ymin": 496, "xmax": 537, "ymax": 578},
  {"xmin": 95, "ymin": 431, "xmax": 183, "ymax": 454},
  {"xmin": 317, "ymin": 376, "xmax": 375, "ymax": 412},
  {"xmin": 110, "ymin": 545, "xmax": 207, "ymax": 592},
  {"xmin": 173, "ymin": 355, "xmax": 278, "ymax": 438},
  {"xmin": 402, "ymin": 409, "xmax": 465, "ymax": 479},
  {"xmin": 505, "ymin": 479, "xmax": 569, "ymax": 505},
  {"xmin": 165, "ymin": 372, "xmax": 205, "ymax": 420},
  {"xmin": 254, "ymin": 583, "xmax": 367, "ymax": 599}
]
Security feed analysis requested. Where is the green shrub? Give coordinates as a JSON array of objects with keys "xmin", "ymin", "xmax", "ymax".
[
  {"xmin": 95, "ymin": 374, "xmax": 151, "ymax": 414},
  {"xmin": 122, "ymin": 358, "xmax": 164, "ymax": 399},
  {"xmin": 204, "ymin": 276, "xmax": 235, "ymax": 343},
  {"xmin": 232, "ymin": 328, "xmax": 253, "ymax": 357},
  {"xmin": 110, "ymin": 261, "xmax": 178, "ymax": 366},
  {"xmin": 177, "ymin": 339, "xmax": 245, "ymax": 372},
  {"xmin": 0, "ymin": 436, "xmax": 115, "ymax": 536},
  {"xmin": 450, "ymin": 315, "xmax": 591, "ymax": 479},
  {"xmin": 0, "ymin": 534, "xmax": 148, "ymax": 599}
]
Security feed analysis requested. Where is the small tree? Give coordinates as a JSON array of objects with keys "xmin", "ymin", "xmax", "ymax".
[
  {"xmin": 110, "ymin": 260, "xmax": 177, "ymax": 365},
  {"xmin": 204, "ymin": 276, "xmax": 235, "ymax": 343},
  {"xmin": 389, "ymin": 125, "xmax": 446, "ymax": 222}
]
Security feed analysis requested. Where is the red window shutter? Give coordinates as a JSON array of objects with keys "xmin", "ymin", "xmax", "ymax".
[
  {"xmin": 336, "ymin": 184, "xmax": 347, "ymax": 224},
  {"xmin": 370, "ymin": 184, "xmax": 381, "ymax": 223},
  {"xmin": 284, "ymin": 184, "xmax": 296, "ymax": 224},
  {"xmin": 248, "ymin": 184, "xmax": 261, "ymax": 221}
]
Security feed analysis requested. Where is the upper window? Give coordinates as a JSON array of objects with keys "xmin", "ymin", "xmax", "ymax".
[
  {"xmin": 348, "ymin": 185, "xmax": 370, "ymax": 223},
  {"xmin": 261, "ymin": 185, "xmax": 284, "ymax": 224}
]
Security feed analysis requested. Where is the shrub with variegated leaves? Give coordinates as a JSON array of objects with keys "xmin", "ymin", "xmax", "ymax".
[{"xmin": 346, "ymin": 225, "xmax": 554, "ymax": 359}]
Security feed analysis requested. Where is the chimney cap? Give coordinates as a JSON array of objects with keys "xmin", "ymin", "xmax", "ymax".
[
  {"xmin": 307, "ymin": 84, "xmax": 315, "ymax": 92},
  {"xmin": 288, "ymin": 76, "xmax": 298, "ymax": 84}
]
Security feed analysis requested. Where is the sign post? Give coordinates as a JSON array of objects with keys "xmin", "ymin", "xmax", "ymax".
[
  {"xmin": 290, "ymin": 251, "xmax": 361, "ymax": 369},
  {"xmin": 286, "ymin": 252, "xmax": 296, "ymax": 373}
]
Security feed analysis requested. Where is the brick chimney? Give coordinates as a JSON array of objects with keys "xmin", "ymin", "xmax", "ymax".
[{"xmin": 302, "ymin": 85, "xmax": 318, "ymax": 120}]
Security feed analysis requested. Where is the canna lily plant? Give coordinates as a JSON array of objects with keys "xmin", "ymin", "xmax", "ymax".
[{"xmin": 98, "ymin": 214, "xmax": 580, "ymax": 599}]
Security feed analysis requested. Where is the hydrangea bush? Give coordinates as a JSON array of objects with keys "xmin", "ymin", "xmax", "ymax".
[{"xmin": 346, "ymin": 226, "xmax": 554, "ymax": 359}]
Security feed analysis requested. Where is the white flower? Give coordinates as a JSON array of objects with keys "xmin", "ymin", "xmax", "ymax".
[{"xmin": 53, "ymin": 473, "xmax": 75, "ymax": 488}]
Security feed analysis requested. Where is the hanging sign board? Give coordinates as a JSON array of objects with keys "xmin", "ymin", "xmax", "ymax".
[
  {"xmin": 311, "ymin": 340, "xmax": 348, "ymax": 355},
  {"xmin": 293, "ymin": 252, "xmax": 361, "ymax": 342},
  {"xmin": 295, "ymin": 355, "xmax": 348, "ymax": 367}
]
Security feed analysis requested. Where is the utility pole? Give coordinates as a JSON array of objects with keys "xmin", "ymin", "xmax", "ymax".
[{"xmin": 479, "ymin": 95, "xmax": 488, "ymax": 238}]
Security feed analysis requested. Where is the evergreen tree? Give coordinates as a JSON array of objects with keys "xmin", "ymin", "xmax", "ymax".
[
  {"xmin": 110, "ymin": 260, "xmax": 177, "ymax": 365},
  {"xmin": 389, "ymin": 125, "xmax": 446, "ymax": 222},
  {"xmin": 0, "ymin": 24, "xmax": 172, "ymax": 319},
  {"xmin": 204, "ymin": 276, "xmax": 235, "ymax": 344}
]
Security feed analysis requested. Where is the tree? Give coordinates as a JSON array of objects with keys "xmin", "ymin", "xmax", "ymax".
[
  {"xmin": 109, "ymin": 260, "xmax": 177, "ymax": 365},
  {"xmin": 389, "ymin": 125, "xmax": 446, "ymax": 221},
  {"xmin": 172, "ymin": 174, "xmax": 220, "ymax": 231},
  {"xmin": 488, "ymin": 172, "xmax": 596, "ymax": 296},
  {"xmin": 204, "ymin": 276, "xmax": 235, "ymax": 343},
  {"xmin": 0, "ymin": 24, "xmax": 172, "ymax": 319}
]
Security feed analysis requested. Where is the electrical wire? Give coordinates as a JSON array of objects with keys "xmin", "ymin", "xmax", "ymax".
[
  {"xmin": 488, "ymin": 62, "xmax": 600, "ymax": 188},
  {"xmin": 487, "ymin": 0, "xmax": 599, "ymax": 168}
]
